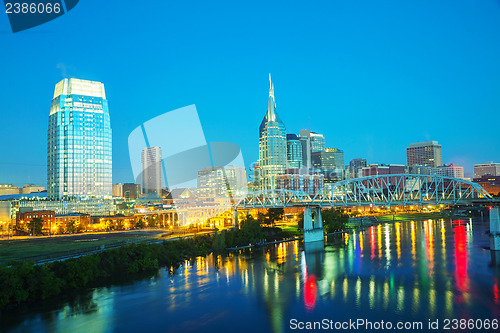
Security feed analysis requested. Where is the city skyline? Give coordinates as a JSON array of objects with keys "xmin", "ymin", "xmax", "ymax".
[{"xmin": 2, "ymin": 1, "xmax": 500, "ymax": 186}]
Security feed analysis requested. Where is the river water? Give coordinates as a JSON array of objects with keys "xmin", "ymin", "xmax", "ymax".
[{"xmin": 3, "ymin": 217, "xmax": 500, "ymax": 332}]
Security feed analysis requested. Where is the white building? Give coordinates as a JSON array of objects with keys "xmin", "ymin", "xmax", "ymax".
[
  {"xmin": 474, "ymin": 162, "xmax": 500, "ymax": 178},
  {"xmin": 141, "ymin": 146, "xmax": 162, "ymax": 197}
]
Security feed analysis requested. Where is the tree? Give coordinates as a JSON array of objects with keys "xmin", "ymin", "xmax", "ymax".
[
  {"xmin": 297, "ymin": 212, "xmax": 304, "ymax": 229},
  {"xmin": 322, "ymin": 208, "xmax": 349, "ymax": 233},
  {"xmin": 28, "ymin": 217, "xmax": 43, "ymax": 236},
  {"xmin": 266, "ymin": 208, "xmax": 284, "ymax": 226},
  {"xmin": 116, "ymin": 219, "xmax": 124, "ymax": 230},
  {"xmin": 67, "ymin": 220, "xmax": 77, "ymax": 233},
  {"xmin": 134, "ymin": 218, "xmax": 145, "ymax": 229}
]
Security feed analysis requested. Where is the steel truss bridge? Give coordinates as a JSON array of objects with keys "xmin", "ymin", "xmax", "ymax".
[{"xmin": 239, "ymin": 174, "xmax": 494, "ymax": 209}]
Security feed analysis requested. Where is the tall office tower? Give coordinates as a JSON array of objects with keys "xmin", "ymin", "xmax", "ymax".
[
  {"xmin": 311, "ymin": 148, "xmax": 344, "ymax": 183},
  {"xmin": 474, "ymin": 162, "xmax": 500, "ymax": 178},
  {"xmin": 310, "ymin": 132, "xmax": 325, "ymax": 152},
  {"xmin": 349, "ymin": 158, "xmax": 367, "ymax": 179},
  {"xmin": 299, "ymin": 130, "xmax": 312, "ymax": 170},
  {"xmin": 311, "ymin": 148, "xmax": 344, "ymax": 170},
  {"xmin": 258, "ymin": 74, "xmax": 287, "ymax": 190},
  {"xmin": 47, "ymin": 78, "xmax": 112, "ymax": 199},
  {"xmin": 406, "ymin": 141, "xmax": 442, "ymax": 168},
  {"xmin": 286, "ymin": 134, "xmax": 303, "ymax": 169},
  {"xmin": 141, "ymin": 146, "xmax": 162, "ymax": 196}
]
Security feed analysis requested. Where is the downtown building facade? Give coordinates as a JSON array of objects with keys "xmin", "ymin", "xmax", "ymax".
[
  {"xmin": 258, "ymin": 75, "xmax": 287, "ymax": 190},
  {"xmin": 286, "ymin": 134, "xmax": 303, "ymax": 169},
  {"xmin": 406, "ymin": 141, "xmax": 442, "ymax": 168},
  {"xmin": 474, "ymin": 162, "xmax": 500, "ymax": 178},
  {"xmin": 47, "ymin": 78, "xmax": 112, "ymax": 199},
  {"xmin": 197, "ymin": 165, "xmax": 247, "ymax": 198},
  {"xmin": 141, "ymin": 146, "xmax": 162, "ymax": 197}
]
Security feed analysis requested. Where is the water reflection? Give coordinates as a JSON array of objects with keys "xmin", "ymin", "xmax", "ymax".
[{"xmin": 3, "ymin": 218, "xmax": 500, "ymax": 333}]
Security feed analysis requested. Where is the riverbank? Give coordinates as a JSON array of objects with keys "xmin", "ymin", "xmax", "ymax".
[{"xmin": 0, "ymin": 219, "xmax": 286, "ymax": 311}]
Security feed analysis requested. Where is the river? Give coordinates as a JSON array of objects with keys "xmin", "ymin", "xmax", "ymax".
[{"xmin": 3, "ymin": 217, "xmax": 500, "ymax": 332}]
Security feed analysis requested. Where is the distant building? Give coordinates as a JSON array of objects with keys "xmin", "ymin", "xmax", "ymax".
[
  {"xmin": 123, "ymin": 183, "xmax": 142, "ymax": 200},
  {"xmin": 47, "ymin": 78, "xmax": 112, "ymax": 199},
  {"xmin": 258, "ymin": 74, "xmax": 287, "ymax": 190},
  {"xmin": 362, "ymin": 164, "xmax": 405, "ymax": 177},
  {"xmin": 431, "ymin": 164, "xmax": 464, "ymax": 179},
  {"xmin": 473, "ymin": 175, "xmax": 500, "ymax": 196},
  {"xmin": 311, "ymin": 148, "xmax": 344, "ymax": 182},
  {"xmin": 17, "ymin": 199, "xmax": 115, "ymax": 216},
  {"xmin": 0, "ymin": 184, "xmax": 20, "ymax": 196},
  {"xmin": 349, "ymin": 158, "xmax": 367, "ymax": 179},
  {"xmin": 286, "ymin": 134, "xmax": 303, "ymax": 169},
  {"xmin": 276, "ymin": 173, "xmax": 324, "ymax": 196},
  {"xmin": 141, "ymin": 146, "xmax": 162, "ymax": 197},
  {"xmin": 55, "ymin": 213, "xmax": 91, "ymax": 232},
  {"xmin": 406, "ymin": 141, "xmax": 442, "ymax": 168},
  {"xmin": 16, "ymin": 210, "xmax": 55, "ymax": 233},
  {"xmin": 408, "ymin": 164, "xmax": 431, "ymax": 175},
  {"xmin": 112, "ymin": 183, "xmax": 123, "ymax": 198},
  {"xmin": 311, "ymin": 148, "xmax": 344, "ymax": 170},
  {"xmin": 197, "ymin": 165, "xmax": 247, "ymax": 198},
  {"xmin": 298, "ymin": 130, "xmax": 312, "ymax": 170},
  {"xmin": 21, "ymin": 184, "xmax": 45, "ymax": 194},
  {"xmin": 474, "ymin": 162, "xmax": 500, "ymax": 178},
  {"xmin": 310, "ymin": 132, "xmax": 326, "ymax": 153}
]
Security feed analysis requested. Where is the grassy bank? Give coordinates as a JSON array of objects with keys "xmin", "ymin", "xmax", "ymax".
[{"xmin": 0, "ymin": 231, "xmax": 163, "ymax": 262}]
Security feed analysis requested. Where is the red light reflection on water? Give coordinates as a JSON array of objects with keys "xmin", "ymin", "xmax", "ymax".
[
  {"xmin": 304, "ymin": 274, "xmax": 317, "ymax": 311},
  {"xmin": 494, "ymin": 278, "xmax": 499, "ymax": 305},
  {"xmin": 453, "ymin": 224, "xmax": 469, "ymax": 303}
]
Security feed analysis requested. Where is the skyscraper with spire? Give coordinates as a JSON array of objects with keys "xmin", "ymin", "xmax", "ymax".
[{"xmin": 258, "ymin": 74, "xmax": 287, "ymax": 190}]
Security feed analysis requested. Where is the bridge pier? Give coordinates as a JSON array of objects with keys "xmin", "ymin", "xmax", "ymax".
[
  {"xmin": 303, "ymin": 207, "xmax": 324, "ymax": 244},
  {"xmin": 490, "ymin": 206, "xmax": 500, "ymax": 251}
]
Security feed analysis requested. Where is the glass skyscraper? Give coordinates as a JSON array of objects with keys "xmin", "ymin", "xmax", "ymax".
[
  {"xmin": 286, "ymin": 134, "xmax": 302, "ymax": 169},
  {"xmin": 47, "ymin": 78, "xmax": 112, "ymax": 199},
  {"xmin": 258, "ymin": 74, "xmax": 287, "ymax": 190}
]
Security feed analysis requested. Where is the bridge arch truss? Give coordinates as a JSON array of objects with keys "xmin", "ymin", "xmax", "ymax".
[{"xmin": 239, "ymin": 174, "xmax": 493, "ymax": 208}]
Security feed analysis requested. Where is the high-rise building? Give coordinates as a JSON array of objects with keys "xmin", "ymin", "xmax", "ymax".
[
  {"xmin": 349, "ymin": 158, "xmax": 367, "ymax": 179},
  {"xmin": 258, "ymin": 74, "xmax": 287, "ymax": 190},
  {"xmin": 311, "ymin": 148, "xmax": 344, "ymax": 183},
  {"xmin": 298, "ymin": 130, "xmax": 312, "ymax": 170},
  {"xmin": 474, "ymin": 162, "xmax": 500, "ymax": 178},
  {"xmin": 311, "ymin": 148, "xmax": 344, "ymax": 170},
  {"xmin": 286, "ymin": 134, "xmax": 303, "ymax": 169},
  {"xmin": 112, "ymin": 183, "xmax": 123, "ymax": 198},
  {"xmin": 141, "ymin": 146, "xmax": 162, "ymax": 197},
  {"xmin": 310, "ymin": 132, "xmax": 325, "ymax": 152},
  {"xmin": 406, "ymin": 141, "xmax": 442, "ymax": 168},
  {"xmin": 47, "ymin": 78, "xmax": 112, "ymax": 199}
]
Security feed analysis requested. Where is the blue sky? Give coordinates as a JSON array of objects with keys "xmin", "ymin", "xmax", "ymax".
[{"xmin": 1, "ymin": 0, "xmax": 500, "ymax": 186}]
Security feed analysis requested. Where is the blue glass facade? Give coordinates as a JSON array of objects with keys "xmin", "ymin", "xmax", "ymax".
[{"xmin": 47, "ymin": 79, "xmax": 112, "ymax": 199}]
